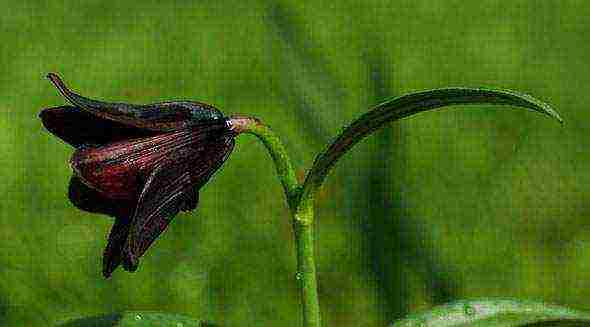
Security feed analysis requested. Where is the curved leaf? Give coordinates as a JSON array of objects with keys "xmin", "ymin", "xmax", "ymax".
[
  {"xmin": 299, "ymin": 87, "xmax": 562, "ymax": 209},
  {"xmin": 390, "ymin": 299, "xmax": 590, "ymax": 327},
  {"xmin": 57, "ymin": 311, "xmax": 215, "ymax": 327}
]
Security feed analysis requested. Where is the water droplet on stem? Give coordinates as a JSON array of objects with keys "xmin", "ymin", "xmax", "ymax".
[{"xmin": 295, "ymin": 272, "xmax": 303, "ymax": 281}]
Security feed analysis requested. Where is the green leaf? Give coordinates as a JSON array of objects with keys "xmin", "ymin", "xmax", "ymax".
[
  {"xmin": 300, "ymin": 87, "xmax": 563, "ymax": 207},
  {"xmin": 57, "ymin": 311, "xmax": 215, "ymax": 327},
  {"xmin": 390, "ymin": 299, "xmax": 590, "ymax": 326}
]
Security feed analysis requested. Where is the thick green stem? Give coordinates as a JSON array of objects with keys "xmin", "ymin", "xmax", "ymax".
[
  {"xmin": 294, "ymin": 222, "xmax": 321, "ymax": 326},
  {"xmin": 293, "ymin": 196, "xmax": 321, "ymax": 327},
  {"xmin": 233, "ymin": 115, "xmax": 321, "ymax": 326}
]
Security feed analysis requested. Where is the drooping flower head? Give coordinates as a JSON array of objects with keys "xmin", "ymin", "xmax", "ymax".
[{"xmin": 40, "ymin": 73, "xmax": 247, "ymax": 278}]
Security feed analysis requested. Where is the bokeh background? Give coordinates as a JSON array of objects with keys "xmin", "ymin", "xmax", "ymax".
[{"xmin": 1, "ymin": 1, "xmax": 588, "ymax": 326}]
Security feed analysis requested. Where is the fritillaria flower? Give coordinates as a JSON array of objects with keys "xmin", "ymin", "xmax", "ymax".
[{"xmin": 40, "ymin": 73, "xmax": 249, "ymax": 278}]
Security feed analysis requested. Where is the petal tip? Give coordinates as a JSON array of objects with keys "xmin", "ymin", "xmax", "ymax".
[
  {"xmin": 46, "ymin": 72, "xmax": 59, "ymax": 81},
  {"xmin": 102, "ymin": 269, "xmax": 113, "ymax": 279},
  {"xmin": 46, "ymin": 72, "xmax": 69, "ymax": 97},
  {"xmin": 38, "ymin": 108, "xmax": 48, "ymax": 119},
  {"xmin": 122, "ymin": 247, "xmax": 140, "ymax": 272}
]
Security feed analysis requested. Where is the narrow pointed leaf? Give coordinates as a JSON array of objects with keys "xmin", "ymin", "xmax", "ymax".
[
  {"xmin": 57, "ymin": 311, "xmax": 216, "ymax": 326},
  {"xmin": 300, "ymin": 87, "xmax": 562, "ymax": 207},
  {"xmin": 390, "ymin": 299, "xmax": 590, "ymax": 327}
]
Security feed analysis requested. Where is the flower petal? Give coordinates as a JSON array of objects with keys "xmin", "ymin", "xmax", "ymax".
[
  {"xmin": 123, "ymin": 166, "xmax": 191, "ymax": 269},
  {"xmin": 47, "ymin": 73, "xmax": 225, "ymax": 131},
  {"xmin": 68, "ymin": 121, "xmax": 231, "ymax": 200},
  {"xmin": 40, "ymin": 106, "xmax": 156, "ymax": 148},
  {"xmin": 68, "ymin": 175, "xmax": 135, "ymax": 218},
  {"xmin": 124, "ymin": 133, "xmax": 235, "ymax": 267},
  {"xmin": 67, "ymin": 176, "xmax": 137, "ymax": 277},
  {"xmin": 102, "ymin": 217, "xmax": 132, "ymax": 278}
]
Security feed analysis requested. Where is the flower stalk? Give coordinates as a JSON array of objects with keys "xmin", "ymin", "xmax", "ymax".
[
  {"xmin": 235, "ymin": 116, "xmax": 321, "ymax": 327},
  {"xmin": 232, "ymin": 115, "xmax": 300, "ymax": 208}
]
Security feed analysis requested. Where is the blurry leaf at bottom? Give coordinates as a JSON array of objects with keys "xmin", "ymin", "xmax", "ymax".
[
  {"xmin": 390, "ymin": 299, "xmax": 590, "ymax": 327},
  {"xmin": 57, "ymin": 311, "xmax": 215, "ymax": 327}
]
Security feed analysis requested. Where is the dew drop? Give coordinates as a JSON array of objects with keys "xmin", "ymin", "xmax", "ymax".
[{"xmin": 295, "ymin": 272, "xmax": 302, "ymax": 281}]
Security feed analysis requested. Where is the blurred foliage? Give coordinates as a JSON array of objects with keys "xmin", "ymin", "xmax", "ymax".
[
  {"xmin": 57, "ymin": 311, "xmax": 213, "ymax": 326},
  {"xmin": 389, "ymin": 299, "xmax": 590, "ymax": 326},
  {"xmin": 0, "ymin": 0, "xmax": 588, "ymax": 326}
]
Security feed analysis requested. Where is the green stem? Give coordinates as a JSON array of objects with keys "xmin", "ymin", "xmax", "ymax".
[
  {"xmin": 235, "ymin": 116, "xmax": 321, "ymax": 326},
  {"xmin": 240, "ymin": 118, "xmax": 300, "ymax": 208},
  {"xmin": 293, "ymin": 196, "xmax": 321, "ymax": 327}
]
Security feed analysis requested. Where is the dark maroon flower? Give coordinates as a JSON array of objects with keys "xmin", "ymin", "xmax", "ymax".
[{"xmin": 40, "ymin": 73, "xmax": 244, "ymax": 278}]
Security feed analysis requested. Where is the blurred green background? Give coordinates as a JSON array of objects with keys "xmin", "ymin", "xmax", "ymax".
[{"xmin": 1, "ymin": 1, "xmax": 588, "ymax": 326}]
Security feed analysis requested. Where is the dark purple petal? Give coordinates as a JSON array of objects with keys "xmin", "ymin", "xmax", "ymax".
[
  {"xmin": 179, "ymin": 187, "xmax": 198, "ymax": 212},
  {"xmin": 68, "ymin": 121, "xmax": 230, "ymax": 200},
  {"xmin": 189, "ymin": 134, "xmax": 236, "ymax": 188},
  {"xmin": 103, "ymin": 217, "xmax": 132, "ymax": 278},
  {"xmin": 40, "ymin": 106, "xmax": 156, "ymax": 148},
  {"xmin": 123, "ymin": 165, "xmax": 193, "ymax": 268},
  {"xmin": 123, "ymin": 133, "xmax": 235, "ymax": 267},
  {"xmin": 68, "ymin": 176, "xmax": 137, "ymax": 277},
  {"xmin": 68, "ymin": 176, "xmax": 135, "ymax": 218},
  {"xmin": 46, "ymin": 73, "xmax": 225, "ymax": 131}
]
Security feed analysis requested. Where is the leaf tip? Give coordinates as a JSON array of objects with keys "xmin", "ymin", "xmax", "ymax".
[{"xmin": 541, "ymin": 103, "xmax": 564, "ymax": 125}]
